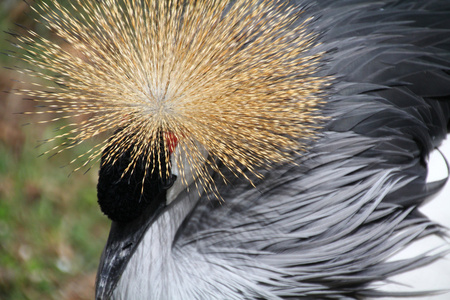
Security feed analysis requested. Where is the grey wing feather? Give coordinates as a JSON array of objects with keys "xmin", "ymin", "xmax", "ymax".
[{"xmin": 173, "ymin": 1, "xmax": 450, "ymax": 299}]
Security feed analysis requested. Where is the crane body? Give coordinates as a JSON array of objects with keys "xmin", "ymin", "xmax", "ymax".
[{"xmin": 95, "ymin": 1, "xmax": 450, "ymax": 299}]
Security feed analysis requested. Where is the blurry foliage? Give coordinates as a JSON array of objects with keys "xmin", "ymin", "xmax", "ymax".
[{"xmin": 0, "ymin": 1, "xmax": 110, "ymax": 299}]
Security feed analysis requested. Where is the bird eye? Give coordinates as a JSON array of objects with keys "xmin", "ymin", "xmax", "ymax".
[{"xmin": 160, "ymin": 174, "xmax": 178, "ymax": 190}]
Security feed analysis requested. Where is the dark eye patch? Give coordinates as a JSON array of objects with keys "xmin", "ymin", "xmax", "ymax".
[{"xmin": 97, "ymin": 135, "xmax": 175, "ymax": 223}]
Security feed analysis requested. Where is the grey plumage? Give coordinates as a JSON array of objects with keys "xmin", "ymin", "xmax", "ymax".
[{"xmin": 96, "ymin": 0, "xmax": 450, "ymax": 299}]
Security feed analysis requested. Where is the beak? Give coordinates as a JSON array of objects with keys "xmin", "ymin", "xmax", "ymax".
[{"xmin": 95, "ymin": 195, "xmax": 166, "ymax": 300}]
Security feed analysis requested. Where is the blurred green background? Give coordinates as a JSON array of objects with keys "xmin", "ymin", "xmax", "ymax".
[{"xmin": 0, "ymin": 1, "xmax": 110, "ymax": 299}]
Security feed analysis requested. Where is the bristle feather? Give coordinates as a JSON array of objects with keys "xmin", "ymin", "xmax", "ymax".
[{"xmin": 16, "ymin": 0, "xmax": 330, "ymax": 197}]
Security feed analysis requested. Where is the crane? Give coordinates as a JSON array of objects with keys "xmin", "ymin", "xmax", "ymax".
[
  {"xmin": 15, "ymin": 0, "xmax": 450, "ymax": 299},
  {"xmin": 94, "ymin": 1, "xmax": 450, "ymax": 299}
]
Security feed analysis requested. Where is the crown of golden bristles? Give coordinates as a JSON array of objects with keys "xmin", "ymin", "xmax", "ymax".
[{"xmin": 14, "ymin": 0, "xmax": 330, "ymax": 195}]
